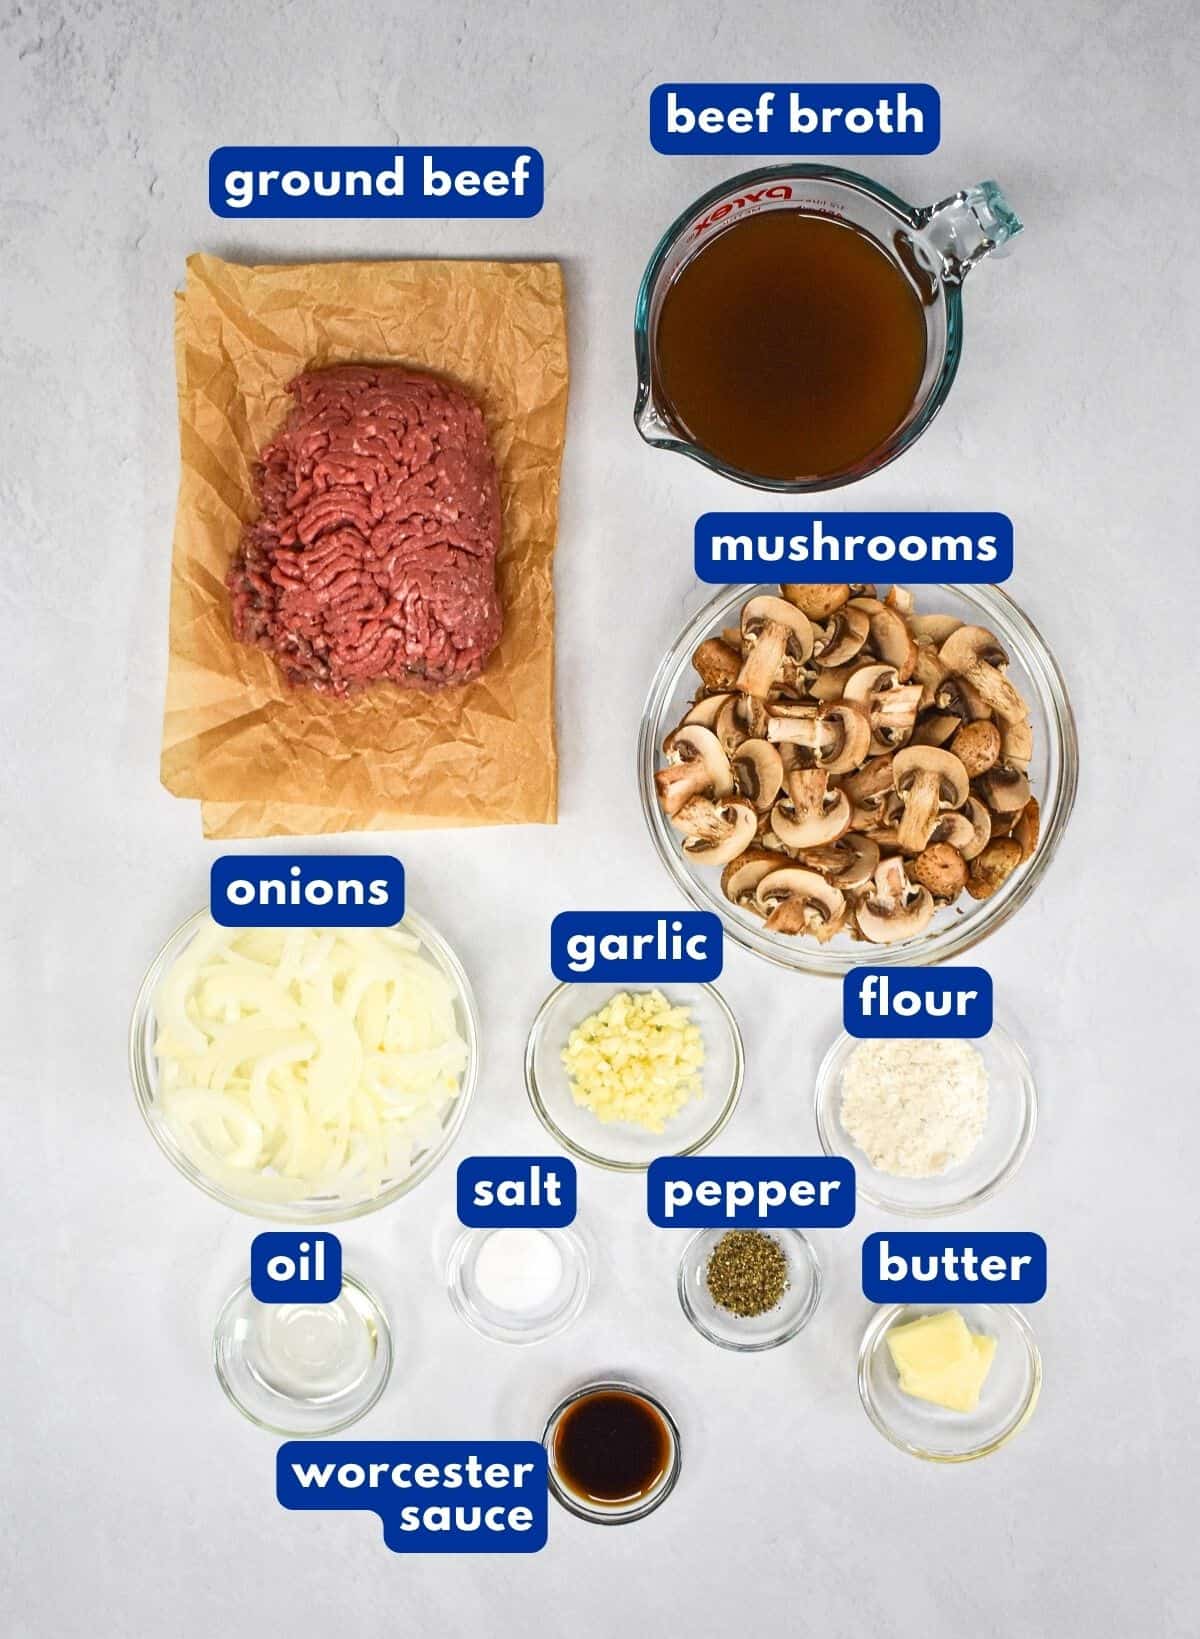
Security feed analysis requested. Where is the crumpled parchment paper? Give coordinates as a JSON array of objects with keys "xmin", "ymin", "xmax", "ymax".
[{"xmin": 160, "ymin": 253, "xmax": 568, "ymax": 837}]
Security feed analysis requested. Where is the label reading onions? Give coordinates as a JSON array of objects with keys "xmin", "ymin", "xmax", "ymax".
[{"xmin": 152, "ymin": 919, "xmax": 469, "ymax": 1202}]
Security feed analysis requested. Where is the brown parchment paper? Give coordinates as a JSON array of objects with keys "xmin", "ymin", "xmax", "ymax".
[{"xmin": 161, "ymin": 253, "xmax": 568, "ymax": 836}]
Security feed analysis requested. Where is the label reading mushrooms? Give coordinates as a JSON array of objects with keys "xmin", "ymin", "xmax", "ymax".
[
  {"xmin": 650, "ymin": 84, "xmax": 940, "ymax": 155},
  {"xmin": 210, "ymin": 854, "xmax": 405, "ymax": 927},
  {"xmin": 695, "ymin": 513, "xmax": 1013, "ymax": 584},
  {"xmin": 550, "ymin": 912, "xmax": 723, "ymax": 982},
  {"xmin": 210, "ymin": 146, "xmax": 543, "ymax": 217}
]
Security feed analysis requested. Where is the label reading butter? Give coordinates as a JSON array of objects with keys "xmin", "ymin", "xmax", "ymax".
[
  {"xmin": 277, "ymin": 1441, "xmax": 547, "ymax": 1553},
  {"xmin": 456, "ymin": 1158, "xmax": 577, "ymax": 1227},
  {"xmin": 862, "ymin": 1232, "xmax": 1046, "ymax": 1302},
  {"xmin": 551, "ymin": 912, "xmax": 722, "ymax": 982},
  {"xmin": 648, "ymin": 1156, "xmax": 855, "ymax": 1227}
]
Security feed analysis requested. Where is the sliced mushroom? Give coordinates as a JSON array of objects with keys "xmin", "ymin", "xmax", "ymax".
[
  {"xmin": 911, "ymin": 710, "xmax": 962, "ymax": 748},
  {"xmin": 654, "ymin": 724, "xmax": 733, "ymax": 818},
  {"xmin": 939, "ymin": 625, "xmax": 1027, "ymax": 724},
  {"xmin": 966, "ymin": 837, "xmax": 1022, "ymax": 899},
  {"xmin": 908, "ymin": 612, "xmax": 962, "ymax": 646},
  {"xmin": 720, "ymin": 848, "xmax": 784, "ymax": 914},
  {"xmin": 736, "ymin": 596, "xmax": 814, "ymax": 698},
  {"xmin": 809, "ymin": 661, "xmax": 863, "ymax": 701},
  {"xmin": 715, "ymin": 692, "xmax": 768, "ymax": 755},
  {"xmin": 731, "ymin": 739, "xmax": 784, "ymax": 812},
  {"xmin": 812, "ymin": 603, "xmax": 870, "ymax": 667},
  {"xmin": 977, "ymin": 764, "xmax": 1031, "ymax": 813},
  {"xmin": 840, "ymin": 753, "xmax": 894, "ymax": 806},
  {"xmin": 857, "ymin": 600, "xmax": 917, "ymax": 679},
  {"xmin": 780, "ymin": 583, "xmax": 850, "ymax": 620},
  {"xmin": 818, "ymin": 702, "xmax": 872, "ymax": 775},
  {"xmin": 1001, "ymin": 715, "xmax": 1034, "ymax": 771},
  {"xmin": 800, "ymin": 833, "xmax": 881, "ymax": 890},
  {"xmin": 951, "ymin": 718, "xmax": 1002, "ymax": 777},
  {"xmin": 1013, "ymin": 796, "xmax": 1040, "ymax": 861},
  {"xmin": 911, "ymin": 842, "xmax": 967, "ymax": 901},
  {"xmin": 680, "ymin": 691, "xmax": 733, "ymax": 731},
  {"xmin": 771, "ymin": 768, "xmax": 852, "ymax": 849},
  {"xmin": 892, "ymin": 746, "xmax": 970, "ymax": 854},
  {"xmin": 843, "ymin": 663, "xmax": 922, "ymax": 753},
  {"xmin": 928, "ymin": 810, "xmax": 978, "ymax": 852},
  {"xmin": 755, "ymin": 867, "xmax": 847, "ymax": 941},
  {"xmin": 959, "ymin": 796, "xmax": 992, "ymax": 861},
  {"xmin": 692, "ymin": 638, "xmax": 742, "ymax": 691},
  {"xmin": 670, "ymin": 796, "xmax": 758, "ymax": 865},
  {"xmin": 885, "ymin": 585, "xmax": 915, "ymax": 616},
  {"xmin": 936, "ymin": 672, "xmax": 992, "ymax": 722},
  {"xmin": 855, "ymin": 856, "xmax": 935, "ymax": 944},
  {"xmin": 911, "ymin": 641, "xmax": 949, "ymax": 708}
]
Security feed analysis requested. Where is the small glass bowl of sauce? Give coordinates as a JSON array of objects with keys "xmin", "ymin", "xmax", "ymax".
[{"xmin": 542, "ymin": 1381, "xmax": 681, "ymax": 1525}]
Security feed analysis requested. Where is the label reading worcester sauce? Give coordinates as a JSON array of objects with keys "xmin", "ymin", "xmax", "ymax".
[
  {"xmin": 210, "ymin": 855, "xmax": 404, "ymax": 927},
  {"xmin": 456, "ymin": 1158, "xmax": 577, "ymax": 1227},
  {"xmin": 862, "ymin": 1232, "xmax": 1047, "ymax": 1303},
  {"xmin": 210, "ymin": 147, "xmax": 543, "ymax": 218},
  {"xmin": 551, "ymin": 913, "xmax": 722, "ymax": 983},
  {"xmin": 694, "ymin": 513, "xmax": 1012, "ymax": 583},
  {"xmin": 650, "ymin": 84, "xmax": 939, "ymax": 155},
  {"xmin": 277, "ymin": 1441, "xmax": 548, "ymax": 1552},
  {"xmin": 843, "ymin": 968, "xmax": 993, "ymax": 1038}
]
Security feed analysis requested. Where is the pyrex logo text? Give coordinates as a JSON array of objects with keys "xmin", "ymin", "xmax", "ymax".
[{"xmin": 691, "ymin": 184, "xmax": 792, "ymax": 237}]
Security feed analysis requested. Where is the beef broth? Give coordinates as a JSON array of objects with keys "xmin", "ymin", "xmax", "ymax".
[{"xmin": 653, "ymin": 211, "xmax": 928, "ymax": 484}]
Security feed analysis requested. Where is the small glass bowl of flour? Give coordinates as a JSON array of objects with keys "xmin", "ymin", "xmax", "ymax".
[{"xmin": 815, "ymin": 1023, "xmax": 1037, "ymax": 1216}]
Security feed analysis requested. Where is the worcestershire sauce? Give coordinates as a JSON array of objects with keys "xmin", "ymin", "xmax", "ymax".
[
  {"xmin": 654, "ymin": 210, "xmax": 927, "ymax": 484},
  {"xmin": 553, "ymin": 1389, "xmax": 670, "ymax": 1505}
]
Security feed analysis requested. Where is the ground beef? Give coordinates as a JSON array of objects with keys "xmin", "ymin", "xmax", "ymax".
[{"xmin": 228, "ymin": 365, "xmax": 502, "ymax": 694}]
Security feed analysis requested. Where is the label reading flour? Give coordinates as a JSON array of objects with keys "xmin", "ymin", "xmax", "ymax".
[{"xmin": 843, "ymin": 968, "xmax": 993, "ymax": 1038}]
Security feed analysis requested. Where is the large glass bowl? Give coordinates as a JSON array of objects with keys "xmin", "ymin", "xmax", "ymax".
[
  {"xmin": 638, "ymin": 581, "xmax": 1077, "ymax": 974},
  {"xmin": 130, "ymin": 907, "xmax": 479, "ymax": 1221}
]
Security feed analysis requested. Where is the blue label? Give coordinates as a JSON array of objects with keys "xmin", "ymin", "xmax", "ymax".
[
  {"xmin": 210, "ymin": 147, "xmax": 543, "ymax": 217},
  {"xmin": 251, "ymin": 1233, "xmax": 342, "ymax": 1303},
  {"xmin": 862, "ymin": 1233, "xmax": 1046, "ymax": 1303},
  {"xmin": 210, "ymin": 855, "xmax": 404, "ymax": 927},
  {"xmin": 457, "ymin": 1158, "xmax": 577, "ymax": 1227},
  {"xmin": 844, "ymin": 968, "xmax": 993, "ymax": 1038},
  {"xmin": 695, "ymin": 513, "xmax": 1012, "ymax": 583},
  {"xmin": 650, "ymin": 84, "xmax": 939, "ymax": 154},
  {"xmin": 647, "ymin": 1156, "xmax": 855, "ymax": 1227},
  {"xmin": 277, "ymin": 1442, "xmax": 547, "ymax": 1553},
  {"xmin": 551, "ymin": 912, "xmax": 722, "ymax": 982}
]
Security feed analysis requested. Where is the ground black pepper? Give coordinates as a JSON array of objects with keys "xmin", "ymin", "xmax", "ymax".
[{"xmin": 704, "ymin": 1230, "xmax": 790, "ymax": 1317}]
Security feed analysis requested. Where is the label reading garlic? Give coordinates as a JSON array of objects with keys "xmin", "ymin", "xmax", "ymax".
[
  {"xmin": 551, "ymin": 912, "xmax": 722, "ymax": 982},
  {"xmin": 694, "ymin": 513, "xmax": 1012, "ymax": 583},
  {"xmin": 844, "ymin": 967, "xmax": 993, "ymax": 1038}
]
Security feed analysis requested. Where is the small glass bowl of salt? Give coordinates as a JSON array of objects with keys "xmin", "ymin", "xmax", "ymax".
[{"xmin": 446, "ymin": 1226, "xmax": 590, "ymax": 1345}]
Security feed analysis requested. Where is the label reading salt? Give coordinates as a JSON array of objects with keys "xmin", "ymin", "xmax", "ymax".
[
  {"xmin": 551, "ymin": 912, "xmax": 722, "ymax": 982},
  {"xmin": 277, "ymin": 1441, "xmax": 548, "ymax": 1552},
  {"xmin": 844, "ymin": 968, "xmax": 993, "ymax": 1038},
  {"xmin": 862, "ymin": 1232, "xmax": 1046, "ymax": 1302},
  {"xmin": 251, "ymin": 1232, "xmax": 342, "ymax": 1304},
  {"xmin": 456, "ymin": 1158, "xmax": 577, "ymax": 1227},
  {"xmin": 210, "ymin": 854, "xmax": 404, "ymax": 927},
  {"xmin": 650, "ymin": 84, "xmax": 939, "ymax": 154},
  {"xmin": 647, "ymin": 1156, "xmax": 855, "ymax": 1227}
]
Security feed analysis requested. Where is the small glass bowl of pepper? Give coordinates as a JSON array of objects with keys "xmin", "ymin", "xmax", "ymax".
[{"xmin": 677, "ymin": 1228, "xmax": 822, "ymax": 1352}]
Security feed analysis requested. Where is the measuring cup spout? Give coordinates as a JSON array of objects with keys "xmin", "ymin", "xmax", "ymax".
[{"xmin": 917, "ymin": 181, "xmax": 1024, "ymax": 282}]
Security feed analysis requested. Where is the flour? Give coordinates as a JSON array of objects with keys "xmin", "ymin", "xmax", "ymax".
[{"xmin": 839, "ymin": 1039, "xmax": 989, "ymax": 1178}]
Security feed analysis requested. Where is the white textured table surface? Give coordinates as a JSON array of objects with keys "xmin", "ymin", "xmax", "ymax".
[{"xmin": 4, "ymin": 3, "xmax": 1198, "ymax": 1634}]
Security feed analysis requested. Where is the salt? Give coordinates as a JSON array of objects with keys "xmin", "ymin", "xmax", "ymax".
[{"xmin": 472, "ymin": 1228, "xmax": 564, "ymax": 1313}]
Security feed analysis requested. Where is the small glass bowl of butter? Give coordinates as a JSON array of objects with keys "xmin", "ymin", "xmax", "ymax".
[{"xmin": 858, "ymin": 1302, "xmax": 1041, "ymax": 1461}]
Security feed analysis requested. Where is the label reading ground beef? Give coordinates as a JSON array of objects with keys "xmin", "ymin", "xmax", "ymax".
[{"xmin": 227, "ymin": 365, "xmax": 503, "ymax": 695}]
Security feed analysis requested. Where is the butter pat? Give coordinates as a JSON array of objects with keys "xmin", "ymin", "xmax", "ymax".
[{"xmin": 886, "ymin": 1309, "xmax": 997, "ymax": 1413}]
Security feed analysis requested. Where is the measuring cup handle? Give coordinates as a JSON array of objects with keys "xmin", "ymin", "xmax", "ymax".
[{"xmin": 917, "ymin": 181, "xmax": 1024, "ymax": 281}]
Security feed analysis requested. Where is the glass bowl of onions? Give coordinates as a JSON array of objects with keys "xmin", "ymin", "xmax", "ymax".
[{"xmin": 129, "ymin": 908, "xmax": 479, "ymax": 1221}]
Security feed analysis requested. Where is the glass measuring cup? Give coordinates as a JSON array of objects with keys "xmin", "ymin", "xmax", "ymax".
[{"xmin": 634, "ymin": 164, "xmax": 1022, "ymax": 492}]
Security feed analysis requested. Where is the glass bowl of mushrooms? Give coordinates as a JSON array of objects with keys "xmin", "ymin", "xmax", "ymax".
[{"xmin": 638, "ymin": 582, "xmax": 1077, "ymax": 975}]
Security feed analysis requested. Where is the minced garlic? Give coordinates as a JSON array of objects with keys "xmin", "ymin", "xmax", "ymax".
[{"xmin": 561, "ymin": 990, "xmax": 704, "ymax": 1134}]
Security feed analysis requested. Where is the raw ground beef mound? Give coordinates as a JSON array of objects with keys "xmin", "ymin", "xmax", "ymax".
[{"xmin": 228, "ymin": 365, "xmax": 503, "ymax": 694}]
